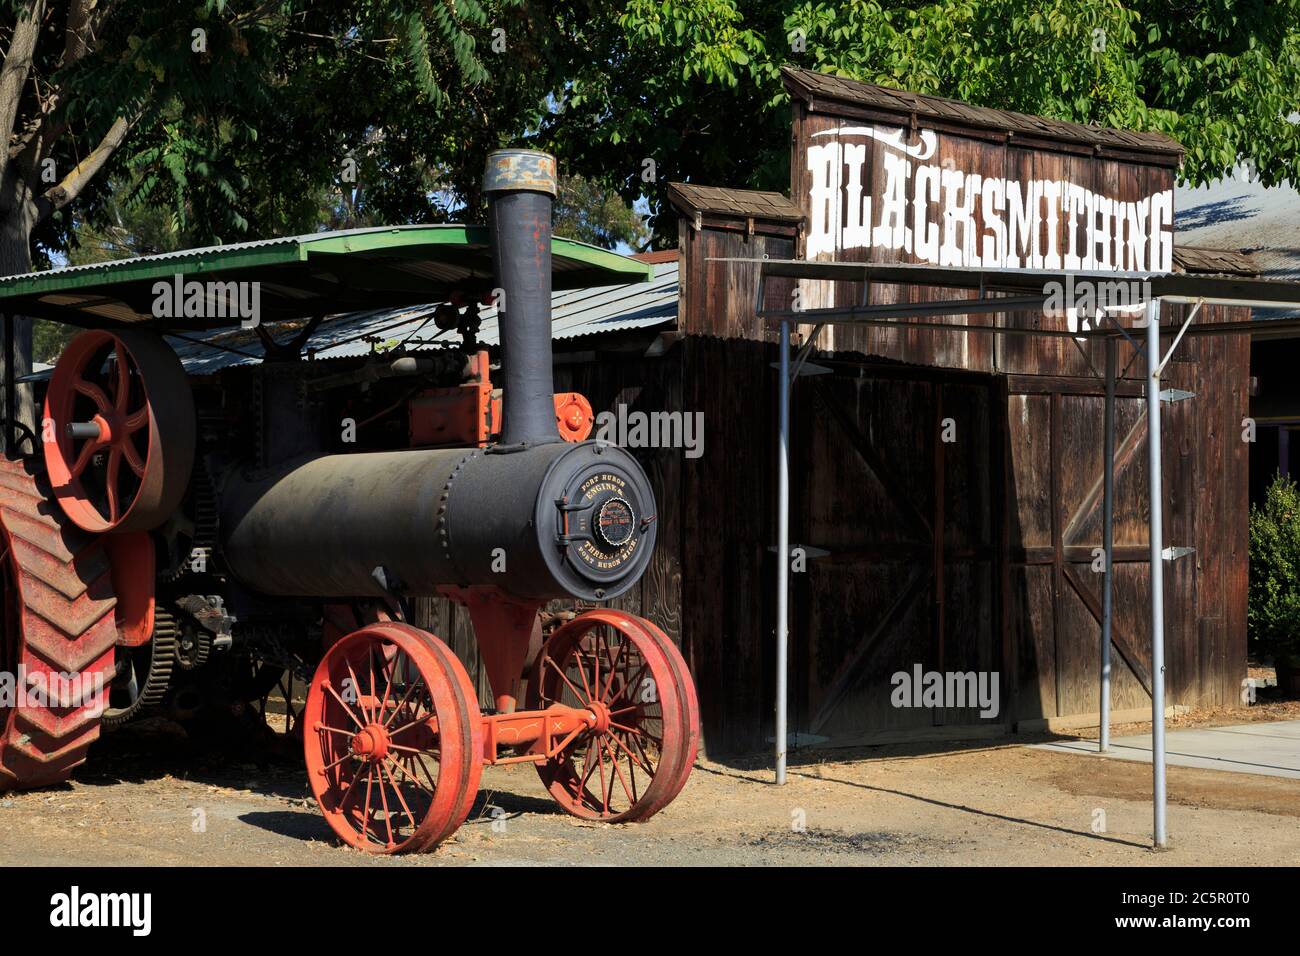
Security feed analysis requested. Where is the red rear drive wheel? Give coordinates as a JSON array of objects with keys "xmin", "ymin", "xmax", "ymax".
[
  {"xmin": 527, "ymin": 609, "xmax": 699, "ymax": 822},
  {"xmin": 43, "ymin": 329, "xmax": 194, "ymax": 533},
  {"xmin": 304, "ymin": 622, "xmax": 482, "ymax": 853},
  {"xmin": 0, "ymin": 457, "xmax": 117, "ymax": 790}
]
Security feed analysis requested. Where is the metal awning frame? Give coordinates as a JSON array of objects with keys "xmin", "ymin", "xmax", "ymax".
[{"xmin": 741, "ymin": 256, "xmax": 1300, "ymax": 851}]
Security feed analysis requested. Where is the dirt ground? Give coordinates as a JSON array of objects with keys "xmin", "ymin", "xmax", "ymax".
[{"xmin": 2, "ymin": 704, "xmax": 1298, "ymax": 867}]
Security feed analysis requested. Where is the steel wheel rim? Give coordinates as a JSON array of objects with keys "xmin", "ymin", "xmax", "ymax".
[
  {"xmin": 629, "ymin": 616, "xmax": 700, "ymax": 806},
  {"xmin": 304, "ymin": 624, "xmax": 467, "ymax": 853},
  {"xmin": 530, "ymin": 611, "xmax": 687, "ymax": 822}
]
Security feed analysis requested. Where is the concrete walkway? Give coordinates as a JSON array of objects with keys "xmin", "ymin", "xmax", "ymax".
[{"xmin": 1035, "ymin": 720, "xmax": 1300, "ymax": 780}]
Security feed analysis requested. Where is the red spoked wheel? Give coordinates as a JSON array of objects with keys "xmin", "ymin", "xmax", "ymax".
[
  {"xmin": 633, "ymin": 614, "xmax": 700, "ymax": 808},
  {"xmin": 527, "ymin": 609, "xmax": 699, "ymax": 822},
  {"xmin": 43, "ymin": 329, "xmax": 194, "ymax": 533},
  {"xmin": 304, "ymin": 622, "xmax": 482, "ymax": 854}
]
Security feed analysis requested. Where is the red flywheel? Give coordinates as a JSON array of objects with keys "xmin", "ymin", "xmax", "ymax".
[{"xmin": 43, "ymin": 329, "xmax": 194, "ymax": 533}]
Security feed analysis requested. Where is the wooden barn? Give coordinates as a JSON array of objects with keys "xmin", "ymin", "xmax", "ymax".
[{"xmin": 426, "ymin": 68, "xmax": 1257, "ymax": 755}]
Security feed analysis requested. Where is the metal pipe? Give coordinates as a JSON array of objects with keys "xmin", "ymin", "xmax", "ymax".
[
  {"xmin": 484, "ymin": 149, "xmax": 560, "ymax": 446},
  {"xmin": 776, "ymin": 318, "xmax": 790, "ymax": 785},
  {"xmin": 66, "ymin": 421, "xmax": 103, "ymax": 440},
  {"xmin": 1100, "ymin": 336, "xmax": 1116, "ymax": 753},
  {"xmin": 1144, "ymin": 298, "xmax": 1168, "ymax": 848},
  {"xmin": 760, "ymin": 294, "xmax": 1050, "ymax": 321}
]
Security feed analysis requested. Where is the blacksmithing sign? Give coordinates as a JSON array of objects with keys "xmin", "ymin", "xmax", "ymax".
[{"xmin": 803, "ymin": 126, "xmax": 1174, "ymax": 272}]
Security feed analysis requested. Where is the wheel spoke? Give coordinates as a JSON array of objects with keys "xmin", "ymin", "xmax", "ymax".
[
  {"xmin": 69, "ymin": 440, "xmax": 96, "ymax": 480},
  {"xmin": 410, "ymin": 750, "xmax": 440, "ymax": 790},
  {"xmin": 384, "ymin": 755, "xmax": 434, "ymax": 795},
  {"xmin": 124, "ymin": 405, "xmax": 150, "ymax": 433},
  {"xmin": 120, "ymin": 437, "xmax": 146, "ymax": 477},
  {"xmin": 609, "ymin": 731, "xmax": 652, "ymax": 775},
  {"xmin": 605, "ymin": 738, "xmax": 635, "ymax": 805},
  {"xmin": 388, "ymin": 742, "xmax": 433, "ymax": 756},
  {"xmin": 73, "ymin": 378, "xmax": 111, "ymax": 415},
  {"xmin": 543, "ymin": 653, "xmax": 587, "ymax": 704},
  {"xmin": 105, "ymin": 447, "xmax": 122, "ymax": 523},
  {"xmin": 383, "ymin": 674, "xmax": 426, "ymax": 728},
  {"xmin": 320, "ymin": 751, "xmax": 355, "ymax": 774},
  {"xmin": 377, "ymin": 645, "xmax": 395, "ymax": 716},
  {"xmin": 600, "ymin": 636, "xmax": 626, "ymax": 700},
  {"xmin": 345, "ymin": 660, "xmax": 371, "ymax": 723},
  {"xmin": 388, "ymin": 707, "xmax": 434, "ymax": 738},
  {"xmin": 112, "ymin": 355, "xmax": 131, "ymax": 414},
  {"xmin": 324, "ymin": 682, "xmax": 367, "ymax": 730},
  {"xmin": 627, "ymin": 727, "xmax": 659, "ymax": 778},
  {"xmin": 337, "ymin": 762, "xmax": 368, "ymax": 808},
  {"xmin": 577, "ymin": 737, "xmax": 600, "ymax": 795},
  {"xmin": 362, "ymin": 766, "xmax": 377, "ymax": 844},
  {"xmin": 607, "ymin": 661, "xmax": 651, "ymax": 707},
  {"xmin": 376, "ymin": 764, "xmax": 395, "ymax": 847},
  {"xmin": 380, "ymin": 760, "xmax": 418, "ymax": 832}
]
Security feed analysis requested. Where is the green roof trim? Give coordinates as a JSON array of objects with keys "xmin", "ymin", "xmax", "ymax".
[{"xmin": 0, "ymin": 225, "xmax": 652, "ymax": 330}]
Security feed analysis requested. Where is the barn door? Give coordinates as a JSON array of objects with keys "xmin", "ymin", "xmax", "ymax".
[
  {"xmin": 790, "ymin": 367, "xmax": 1002, "ymax": 745},
  {"xmin": 1007, "ymin": 366, "xmax": 1196, "ymax": 725}
]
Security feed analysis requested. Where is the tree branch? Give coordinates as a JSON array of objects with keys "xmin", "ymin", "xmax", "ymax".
[
  {"xmin": 0, "ymin": 0, "xmax": 48, "ymax": 188},
  {"xmin": 34, "ymin": 113, "xmax": 134, "ymax": 221}
]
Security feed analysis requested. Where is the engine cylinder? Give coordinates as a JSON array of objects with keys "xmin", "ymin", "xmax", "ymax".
[{"xmin": 219, "ymin": 441, "xmax": 656, "ymax": 602}]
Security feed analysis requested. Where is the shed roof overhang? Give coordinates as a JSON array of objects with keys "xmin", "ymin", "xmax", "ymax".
[
  {"xmin": 0, "ymin": 225, "xmax": 653, "ymax": 332},
  {"xmin": 742, "ymin": 258, "xmax": 1300, "ymax": 337}
]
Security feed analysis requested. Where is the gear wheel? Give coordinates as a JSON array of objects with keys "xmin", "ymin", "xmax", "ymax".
[
  {"xmin": 102, "ymin": 611, "xmax": 179, "ymax": 729},
  {"xmin": 162, "ymin": 455, "xmax": 218, "ymax": 583},
  {"xmin": 174, "ymin": 621, "xmax": 211, "ymax": 671}
]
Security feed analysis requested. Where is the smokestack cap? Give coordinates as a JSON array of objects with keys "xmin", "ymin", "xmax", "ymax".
[{"xmin": 484, "ymin": 149, "xmax": 557, "ymax": 197}]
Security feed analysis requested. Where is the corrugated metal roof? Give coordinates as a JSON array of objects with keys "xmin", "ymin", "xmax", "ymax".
[
  {"xmin": 781, "ymin": 65, "xmax": 1184, "ymax": 160},
  {"xmin": 153, "ymin": 259, "xmax": 679, "ymax": 376},
  {"xmin": 0, "ymin": 224, "xmax": 652, "ymax": 330},
  {"xmin": 1176, "ymin": 175, "xmax": 1300, "ymax": 281},
  {"xmin": 1176, "ymin": 174, "xmax": 1300, "ymax": 318}
]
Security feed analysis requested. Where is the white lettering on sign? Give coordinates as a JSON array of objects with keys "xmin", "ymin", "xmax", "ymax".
[{"xmin": 804, "ymin": 127, "xmax": 1173, "ymax": 272}]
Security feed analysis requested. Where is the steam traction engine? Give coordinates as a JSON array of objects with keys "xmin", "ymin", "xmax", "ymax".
[{"xmin": 0, "ymin": 150, "xmax": 699, "ymax": 853}]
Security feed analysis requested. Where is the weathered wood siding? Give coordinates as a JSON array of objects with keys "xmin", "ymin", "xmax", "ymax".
[{"xmin": 416, "ymin": 83, "xmax": 1249, "ymax": 757}]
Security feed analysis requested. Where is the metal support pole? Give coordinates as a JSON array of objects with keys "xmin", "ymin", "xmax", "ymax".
[
  {"xmin": 776, "ymin": 319, "xmax": 790, "ymax": 785},
  {"xmin": 1144, "ymin": 298, "xmax": 1168, "ymax": 848},
  {"xmin": 1100, "ymin": 337, "xmax": 1116, "ymax": 753}
]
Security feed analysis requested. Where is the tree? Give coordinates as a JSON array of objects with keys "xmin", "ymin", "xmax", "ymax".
[
  {"xmin": 552, "ymin": 174, "xmax": 650, "ymax": 250},
  {"xmin": 544, "ymin": 1, "xmax": 1300, "ymax": 243},
  {"xmin": 1249, "ymin": 473, "xmax": 1300, "ymax": 671},
  {"xmin": 0, "ymin": 0, "xmax": 555, "ymax": 434}
]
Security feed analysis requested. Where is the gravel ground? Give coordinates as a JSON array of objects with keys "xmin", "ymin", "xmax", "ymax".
[{"xmin": 1, "ymin": 710, "xmax": 1297, "ymax": 867}]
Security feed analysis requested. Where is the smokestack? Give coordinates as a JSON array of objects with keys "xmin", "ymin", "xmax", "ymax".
[{"xmin": 484, "ymin": 149, "xmax": 559, "ymax": 446}]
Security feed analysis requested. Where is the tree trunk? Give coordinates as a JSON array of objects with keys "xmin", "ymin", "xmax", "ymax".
[{"xmin": 0, "ymin": 167, "xmax": 37, "ymax": 454}]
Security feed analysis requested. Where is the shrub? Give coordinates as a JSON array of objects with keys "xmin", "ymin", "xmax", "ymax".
[{"xmin": 1248, "ymin": 473, "xmax": 1300, "ymax": 669}]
